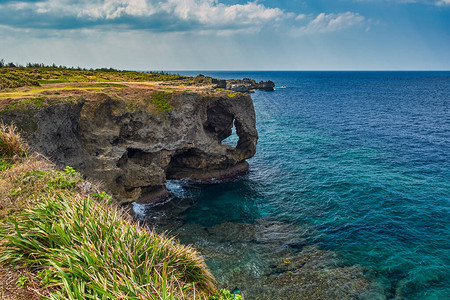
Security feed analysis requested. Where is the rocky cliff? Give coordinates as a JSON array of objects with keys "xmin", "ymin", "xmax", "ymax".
[{"xmin": 0, "ymin": 87, "xmax": 258, "ymax": 205}]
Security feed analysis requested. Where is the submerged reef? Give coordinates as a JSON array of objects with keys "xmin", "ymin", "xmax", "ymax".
[{"xmin": 143, "ymin": 214, "xmax": 384, "ymax": 300}]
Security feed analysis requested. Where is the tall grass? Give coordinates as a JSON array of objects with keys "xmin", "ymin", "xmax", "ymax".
[
  {"xmin": 0, "ymin": 191, "xmax": 216, "ymax": 299},
  {"xmin": 0, "ymin": 123, "xmax": 28, "ymax": 158}
]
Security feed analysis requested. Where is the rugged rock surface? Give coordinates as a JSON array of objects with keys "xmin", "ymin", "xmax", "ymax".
[
  {"xmin": 193, "ymin": 75, "xmax": 275, "ymax": 92},
  {"xmin": 0, "ymin": 91, "xmax": 258, "ymax": 205},
  {"xmin": 226, "ymin": 78, "xmax": 275, "ymax": 92},
  {"xmin": 193, "ymin": 75, "xmax": 226, "ymax": 89}
]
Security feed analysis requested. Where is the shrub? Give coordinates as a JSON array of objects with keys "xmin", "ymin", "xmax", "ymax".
[
  {"xmin": 0, "ymin": 191, "xmax": 216, "ymax": 299},
  {"xmin": 90, "ymin": 191, "xmax": 112, "ymax": 203},
  {"xmin": 0, "ymin": 123, "xmax": 29, "ymax": 158},
  {"xmin": 151, "ymin": 91, "xmax": 173, "ymax": 112}
]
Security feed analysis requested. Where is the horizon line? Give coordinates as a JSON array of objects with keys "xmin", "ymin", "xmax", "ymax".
[{"xmin": 140, "ymin": 69, "xmax": 450, "ymax": 72}]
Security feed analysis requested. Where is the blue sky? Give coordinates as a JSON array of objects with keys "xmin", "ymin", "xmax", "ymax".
[{"xmin": 0, "ymin": 0, "xmax": 449, "ymax": 70}]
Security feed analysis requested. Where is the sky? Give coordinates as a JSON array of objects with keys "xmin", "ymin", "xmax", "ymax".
[{"xmin": 0, "ymin": 0, "xmax": 449, "ymax": 70}]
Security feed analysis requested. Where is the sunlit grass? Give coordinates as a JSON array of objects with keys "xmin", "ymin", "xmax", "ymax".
[
  {"xmin": 0, "ymin": 123, "xmax": 28, "ymax": 158},
  {"xmin": 0, "ymin": 162, "xmax": 217, "ymax": 299},
  {"xmin": 0, "ymin": 84, "xmax": 128, "ymax": 99},
  {"xmin": 0, "ymin": 191, "xmax": 216, "ymax": 299},
  {"xmin": 0, "ymin": 67, "xmax": 187, "ymax": 90}
]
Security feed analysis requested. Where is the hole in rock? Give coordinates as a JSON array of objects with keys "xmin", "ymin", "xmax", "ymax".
[
  {"xmin": 221, "ymin": 120, "xmax": 239, "ymax": 148},
  {"xmin": 203, "ymin": 103, "xmax": 240, "ymax": 148}
]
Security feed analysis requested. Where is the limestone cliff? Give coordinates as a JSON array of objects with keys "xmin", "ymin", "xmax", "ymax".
[{"xmin": 0, "ymin": 89, "xmax": 258, "ymax": 205}]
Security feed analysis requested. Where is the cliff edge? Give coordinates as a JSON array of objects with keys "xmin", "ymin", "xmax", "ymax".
[{"xmin": 0, "ymin": 80, "xmax": 258, "ymax": 204}]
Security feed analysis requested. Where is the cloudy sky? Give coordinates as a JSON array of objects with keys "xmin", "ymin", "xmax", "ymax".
[{"xmin": 1, "ymin": 0, "xmax": 449, "ymax": 70}]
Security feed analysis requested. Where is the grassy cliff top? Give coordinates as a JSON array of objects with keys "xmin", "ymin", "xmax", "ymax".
[
  {"xmin": 0, "ymin": 66, "xmax": 187, "ymax": 89},
  {"xmin": 0, "ymin": 67, "xmax": 244, "ymax": 116}
]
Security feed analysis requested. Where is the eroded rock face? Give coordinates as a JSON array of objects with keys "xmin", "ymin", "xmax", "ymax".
[
  {"xmin": 2, "ymin": 92, "xmax": 258, "ymax": 204},
  {"xmin": 226, "ymin": 78, "xmax": 275, "ymax": 92},
  {"xmin": 192, "ymin": 75, "xmax": 275, "ymax": 92}
]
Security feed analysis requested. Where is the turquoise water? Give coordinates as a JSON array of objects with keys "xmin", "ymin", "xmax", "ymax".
[{"xmin": 137, "ymin": 72, "xmax": 450, "ymax": 299}]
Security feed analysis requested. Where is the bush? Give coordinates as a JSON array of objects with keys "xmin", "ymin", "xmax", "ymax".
[
  {"xmin": 0, "ymin": 123, "xmax": 29, "ymax": 158},
  {"xmin": 151, "ymin": 91, "xmax": 173, "ymax": 112},
  {"xmin": 0, "ymin": 191, "xmax": 216, "ymax": 299}
]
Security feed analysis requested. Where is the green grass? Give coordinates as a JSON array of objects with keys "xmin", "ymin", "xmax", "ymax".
[
  {"xmin": 0, "ymin": 192, "xmax": 216, "ymax": 299},
  {"xmin": 151, "ymin": 91, "xmax": 173, "ymax": 112},
  {"xmin": 0, "ymin": 84, "xmax": 127, "ymax": 99},
  {"xmin": 0, "ymin": 67, "xmax": 187, "ymax": 90},
  {"xmin": 0, "ymin": 160, "xmax": 217, "ymax": 299},
  {"xmin": 0, "ymin": 159, "xmax": 12, "ymax": 171}
]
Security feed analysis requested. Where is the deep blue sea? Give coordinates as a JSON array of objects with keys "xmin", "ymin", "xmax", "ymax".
[{"xmin": 137, "ymin": 71, "xmax": 450, "ymax": 299}]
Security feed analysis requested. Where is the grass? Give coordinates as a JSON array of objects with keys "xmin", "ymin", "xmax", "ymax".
[
  {"xmin": 0, "ymin": 125, "xmax": 222, "ymax": 299},
  {"xmin": 0, "ymin": 84, "xmax": 127, "ymax": 99},
  {"xmin": 0, "ymin": 192, "xmax": 216, "ymax": 299},
  {"xmin": 0, "ymin": 67, "xmax": 187, "ymax": 91},
  {"xmin": 0, "ymin": 123, "xmax": 28, "ymax": 158},
  {"xmin": 151, "ymin": 91, "xmax": 173, "ymax": 112}
]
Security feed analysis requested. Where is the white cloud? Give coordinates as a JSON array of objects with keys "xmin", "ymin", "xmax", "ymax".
[
  {"xmin": 292, "ymin": 12, "xmax": 365, "ymax": 35},
  {"xmin": 295, "ymin": 14, "xmax": 308, "ymax": 20},
  {"xmin": 160, "ymin": 0, "xmax": 285, "ymax": 26},
  {"xmin": 30, "ymin": 0, "xmax": 157, "ymax": 19},
  {"xmin": 78, "ymin": 0, "xmax": 156, "ymax": 19},
  {"xmin": 436, "ymin": 0, "xmax": 450, "ymax": 5},
  {"xmin": 0, "ymin": 0, "xmax": 368, "ymax": 36},
  {"xmin": 12, "ymin": 0, "xmax": 286, "ymax": 26}
]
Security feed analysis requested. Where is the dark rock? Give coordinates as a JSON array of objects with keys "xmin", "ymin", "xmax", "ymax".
[
  {"xmin": 225, "ymin": 78, "xmax": 275, "ymax": 93},
  {"xmin": 256, "ymin": 80, "xmax": 275, "ymax": 91},
  {"xmin": 192, "ymin": 74, "xmax": 274, "ymax": 92},
  {"xmin": 1, "ymin": 92, "xmax": 258, "ymax": 205},
  {"xmin": 194, "ymin": 75, "xmax": 226, "ymax": 89}
]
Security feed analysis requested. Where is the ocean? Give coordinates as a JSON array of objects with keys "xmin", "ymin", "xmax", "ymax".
[{"xmin": 135, "ymin": 71, "xmax": 450, "ymax": 299}]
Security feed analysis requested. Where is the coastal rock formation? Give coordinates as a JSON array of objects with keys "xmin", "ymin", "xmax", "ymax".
[
  {"xmin": 193, "ymin": 75, "xmax": 275, "ymax": 92},
  {"xmin": 226, "ymin": 78, "xmax": 275, "ymax": 92},
  {"xmin": 194, "ymin": 75, "xmax": 226, "ymax": 89},
  {"xmin": 0, "ymin": 91, "xmax": 258, "ymax": 205}
]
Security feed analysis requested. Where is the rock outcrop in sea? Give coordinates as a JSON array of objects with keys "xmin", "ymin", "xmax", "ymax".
[
  {"xmin": 0, "ymin": 88, "xmax": 258, "ymax": 205},
  {"xmin": 193, "ymin": 75, "xmax": 275, "ymax": 92},
  {"xmin": 226, "ymin": 78, "xmax": 275, "ymax": 92}
]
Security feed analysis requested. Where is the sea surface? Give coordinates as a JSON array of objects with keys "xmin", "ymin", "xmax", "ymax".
[{"xmin": 135, "ymin": 71, "xmax": 450, "ymax": 299}]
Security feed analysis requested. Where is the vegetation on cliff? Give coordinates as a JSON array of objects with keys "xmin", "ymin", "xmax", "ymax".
[
  {"xmin": 0, "ymin": 60, "xmax": 186, "ymax": 90},
  {"xmin": 0, "ymin": 124, "xmax": 231, "ymax": 299}
]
